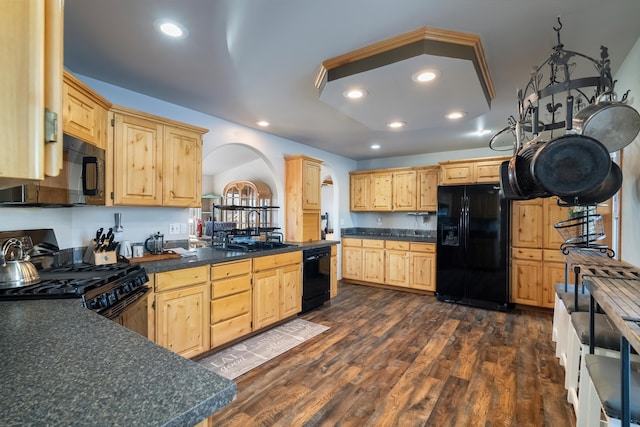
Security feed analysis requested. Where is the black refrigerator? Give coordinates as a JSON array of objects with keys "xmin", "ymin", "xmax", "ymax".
[{"xmin": 436, "ymin": 184, "xmax": 512, "ymax": 311}]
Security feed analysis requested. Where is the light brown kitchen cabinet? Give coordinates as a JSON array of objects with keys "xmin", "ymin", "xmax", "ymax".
[
  {"xmin": 409, "ymin": 242, "xmax": 436, "ymax": 291},
  {"xmin": 542, "ymin": 249, "xmax": 565, "ymax": 308},
  {"xmin": 439, "ymin": 156, "xmax": 509, "ymax": 185},
  {"xmin": 511, "ymin": 251, "xmax": 543, "ymax": 306},
  {"xmin": 154, "ymin": 266, "xmax": 210, "ymax": 358},
  {"xmin": 362, "ymin": 240, "xmax": 385, "ymax": 283},
  {"xmin": 416, "ymin": 167, "xmax": 440, "ymax": 211},
  {"xmin": 543, "ymin": 196, "xmax": 569, "ymax": 249},
  {"xmin": 370, "ymin": 171, "xmax": 393, "ymax": 211},
  {"xmin": 392, "ymin": 169, "xmax": 417, "ymax": 211},
  {"xmin": 342, "ymin": 238, "xmax": 436, "ymax": 293},
  {"xmin": 385, "ymin": 241, "xmax": 410, "ymax": 287},
  {"xmin": 330, "ymin": 245, "xmax": 338, "ymax": 298},
  {"xmin": 342, "ymin": 238, "xmax": 363, "ymax": 280},
  {"xmin": 511, "ymin": 199, "xmax": 543, "ymax": 248},
  {"xmin": 252, "ymin": 251, "xmax": 302, "ymax": 330},
  {"xmin": 285, "ymin": 155, "xmax": 323, "ymax": 242},
  {"xmin": 110, "ymin": 105, "xmax": 207, "ymax": 207},
  {"xmin": 210, "ymin": 259, "xmax": 252, "ymax": 348},
  {"xmin": 1, "ymin": 0, "xmax": 64, "ymax": 189},
  {"xmin": 62, "ymin": 70, "xmax": 111, "ymax": 150},
  {"xmin": 349, "ymin": 173, "xmax": 370, "ymax": 211}
]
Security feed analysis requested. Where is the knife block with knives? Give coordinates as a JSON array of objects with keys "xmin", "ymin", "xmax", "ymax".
[{"xmin": 83, "ymin": 227, "xmax": 118, "ymax": 265}]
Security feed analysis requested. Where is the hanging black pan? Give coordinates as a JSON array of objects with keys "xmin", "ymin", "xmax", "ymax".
[
  {"xmin": 560, "ymin": 161, "xmax": 622, "ymax": 205},
  {"xmin": 530, "ymin": 134, "xmax": 611, "ymax": 197},
  {"xmin": 507, "ymin": 139, "xmax": 550, "ymax": 199}
]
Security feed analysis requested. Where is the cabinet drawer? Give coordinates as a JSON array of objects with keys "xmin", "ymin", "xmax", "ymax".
[
  {"xmin": 511, "ymin": 247, "xmax": 543, "ymax": 261},
  {"xmin": 155, "ymin": 266, "xmax": 209, "ymax": 292},
  {"xmin": 211, "ymin": 259, "xmax": 251, "ymax": 280},
  {"xmin": 211, "ymin": 290, "xmax": 251, "ymax": 323},
  {"xmin": 362, "ymin": 239, "xmax": 384, "ymax": 248},
  {"xmin": 543, "ymin": 249, "xmax": 565, "ymax": 263},
  {"xmin": 211, "ymin": 275, "xmax": 251, "ymax": 299},
  {"xmin": 342, "ymin": 238, "xmax": 362, "ymax": 247},
  {"xmin": 385, "ymin": 240, "xmax": 410, "ymax": 250},
  {"xmin": 253, "ymin": 251, "xmax": 302, "ymax": 272},
  {"xmin": 211, "ymin": 313, "xmax": 252, "ymax": 348},
  {"xmin": 410, "ymin": 242, "xmax": 436, "ymax": 253}
]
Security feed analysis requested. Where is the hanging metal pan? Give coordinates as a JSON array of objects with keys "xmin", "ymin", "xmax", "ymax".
[
  {"xmin": 507, "ymin": 139, "xmax": 550, "ymax": 199},
  {"xmin": 531, "ymin": 134, "xmax": 611, "ymax": 197},
  {"xmin": 560, "ymin": 161, "xmax": 622, "ymax": 206},
  {"xmin": 573, "ymin": 101, "xmax": 640, "ymax": 152}
]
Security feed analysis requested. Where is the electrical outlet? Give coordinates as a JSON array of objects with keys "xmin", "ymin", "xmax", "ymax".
[
  {"xmin": 180, "ymin": 223, "xmax": 187, "ymax": 233},
  {"xmin": 169, "ymin": 223, "xmax": 180, "ymax": 235}
]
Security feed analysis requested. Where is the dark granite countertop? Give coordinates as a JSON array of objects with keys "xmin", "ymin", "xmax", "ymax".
[
  {"xmin": 0, "ymin": 299, "xmax": 236, "ymax": 426},
  {"xmin": 341, "ymin": 228, "xmax": 436, "ymax": 244},
  {"xmin": 140, "ymin": 240, "xmax": 339, "ymax": 274}
]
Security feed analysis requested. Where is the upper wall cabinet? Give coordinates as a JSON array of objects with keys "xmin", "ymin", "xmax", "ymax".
[
  {"xmin": 109, "ymin": 106, "xmax": 208, "ymax": 207},
  {"xmin": 349, "ymin": 166, "xmax": 439, "ymax": 212},
  {"xmin": 62, "ymin": 70, "xmax": 111, "ymax": 150},
  {"xmin": 439, "ymin": 156, "xmax": 509, "ymax": 185},
  {"xmin": 285, "ymin": 155, "xmax": 322, "ymax": 242},
  {"xmin": 0, "ymin": 0, "xmax": 64, "ymax": 190}
]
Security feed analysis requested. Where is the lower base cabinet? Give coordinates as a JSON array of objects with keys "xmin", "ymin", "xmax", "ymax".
[
  {"xmin": 511, "ymin": 248, "xmax": 564, "ymax": 308},
  {"xmin": 154, "ymin": 266, "xmax": 210, "ymax": 358},
  {"xmin": 341, "ymin": 238, "xmax": 436, "ymax": 291},
  {"xmin": 210, "ymin": 259, "xmax": 252, "ymax": 348},
  {"xmin": 253, "ymin": 252, "xmax": 302, "ymax": 330}
]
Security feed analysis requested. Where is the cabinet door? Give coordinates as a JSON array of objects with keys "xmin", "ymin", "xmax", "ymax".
[
  {"xmin": 118, "ymin": 291, "xmax": 150, "ymax": 338},
  {"xmin": 440, "ymin": 163, "xmax": 474, "ymax": 185},
  {"xmin": 302, "ymin": 159, "xmax": 321, "ymax": 210},
  {"xmin": 511, "ymin": 258, "xmax": 543, "ymax": 306},
  {"xmin": 392, "ymin": 170, "xmax": 417, "ymax": 211},
  {"xmin": 543, "ymin": 196, "xmax": 569, "ymax": 250},
  {"xmin": 163, "ymin": 126, "xmax": 201, "ymax": 207},
  {"xmin": 385, "ymin": 249, "xmax": 409, "ymax": 287},
  {"xmin": 253, "ymin": 269, "xmax": 280, "ymax": 330},
  {"xmin": 342, "ymin": 246, "xmax": 362, "ymax": 280},
  {"xmin": 330, "ymin": 255, "xmax": 338, "ymax": 298},
  {"xmin": 62, "ymin": 73, "xmax": 108, "ymax": 149},
  {"xmin": 362, "ymin": 248, "xmax": 384, "ymax": 283},
  {"xmin": 155, "ymin": 283, "xmax": 210, "ymax": 358},
  {"xmin": 474, "ymin": 160, "xmax": 502, "ymax": 183},
  {"xmin": 1, "ymin": 1, "xmax": 48, "ymax": 187},
  {"xmin": 113, "ymin": 113, "xmax": 163, "ymax": 206},
  {"xmin": 280, "ymin": 263, "xmax": 302, "ymax": 318},
  {"xmin": 511, "ymin": 200, "xmax": 543, "ymax": 248},
  {"xmin": 350, "ymin": 174, "xmax": 370, "ymax": 211},
  {"xmin": 370, "ymin": 172, "xmax": 392, "ymax": 211},
  {"xmin": 410, "ymin": 252, "xmax": 436, "ymax": 291},
  {"xmin": 417, "ymin": 168, "xmax": 439, "ymax": 211},
  {"xmin": 543, "ymin": 261, "xmax": 565, "ymax": 309}
]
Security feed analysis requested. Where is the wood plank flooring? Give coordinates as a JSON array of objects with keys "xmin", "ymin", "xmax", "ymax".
[{"xmin": 210, "ymin": 283, "xmax": 574, "ymax": 426}]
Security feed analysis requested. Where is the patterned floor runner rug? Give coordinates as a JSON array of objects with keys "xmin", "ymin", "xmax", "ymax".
[{"xmin": 198, "ymin": 318, "xmax": 330, "ymax": 379}]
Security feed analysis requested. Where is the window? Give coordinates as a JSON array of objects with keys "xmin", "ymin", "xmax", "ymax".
[{"xmin": 219, "ymin": 180, "xmax": 273, "ymax": 230}]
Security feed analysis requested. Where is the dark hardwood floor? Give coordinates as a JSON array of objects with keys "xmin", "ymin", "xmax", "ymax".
[{"xmin": 210, "ymin": 283, "xmax": 575, "ymax": 427}]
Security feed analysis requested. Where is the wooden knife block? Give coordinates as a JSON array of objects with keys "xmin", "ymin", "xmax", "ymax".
[{"xmin": 83, "ymin": 247, "xmax": 118, "ymax": 265}]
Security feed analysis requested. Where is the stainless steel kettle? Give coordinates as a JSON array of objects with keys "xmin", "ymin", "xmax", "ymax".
[
  {"xmin": 0, "ymin": 238, "xmax": 40, "ymax": 288},
  {"xmin": 145, "ymin": 232, "xmax": 164, "ymax": 255}
]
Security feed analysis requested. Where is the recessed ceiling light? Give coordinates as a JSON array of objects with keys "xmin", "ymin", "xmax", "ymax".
[
  {"xmin": 256, "ymin": 120, "xmax": 270, "ymax": 127},
  {"xmin": 154, "ymin": 20, "xmax": 188, "ymax": 38},
  {"xmin": 412, "ymin": 69, "xmax": 440, "ymax": 83},
  {"xmin": 371, "ymin": 144, "xmax": 381, "ymax": 150},
  {"xmin": 343, "ymin": 89, "xmax": 367, "ymax": 99},
  {"xmin": 445, "ymin": 111, "xmax": 466, "ymax": 120},
  {"xmin": 386, "ymin": 121, "xmax": 405, "ymax": 129}
]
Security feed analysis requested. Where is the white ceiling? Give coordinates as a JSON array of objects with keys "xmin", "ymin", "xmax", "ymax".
[{"xmin": 63, "ymin": 0, "xmax": 640, "ymax": 163}]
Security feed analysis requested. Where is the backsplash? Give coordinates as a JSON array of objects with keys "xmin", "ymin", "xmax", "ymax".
[{"xmin": 341, "ymin": 227, "xmax": 436, "ymax": 239}]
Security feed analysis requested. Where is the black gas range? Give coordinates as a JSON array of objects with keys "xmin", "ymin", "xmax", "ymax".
[{"xmin": 0, "ymin": 262, "xmax": 149, "ymax": 320}]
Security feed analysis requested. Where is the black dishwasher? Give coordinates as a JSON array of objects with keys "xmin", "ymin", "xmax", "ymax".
[{"xmin": 301, "ymin": 246, "xmax": 331, "ymax": 313}]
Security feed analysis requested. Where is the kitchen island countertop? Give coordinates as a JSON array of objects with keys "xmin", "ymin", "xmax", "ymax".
[{"xmin": 0, "ymin": 299, "xmax": 236, "ymax": 426}]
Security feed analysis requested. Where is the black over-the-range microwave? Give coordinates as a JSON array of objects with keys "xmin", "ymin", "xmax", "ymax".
[{"xmin": 0, "ymin": 135, "xmax": 105, "ymax": 206}]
